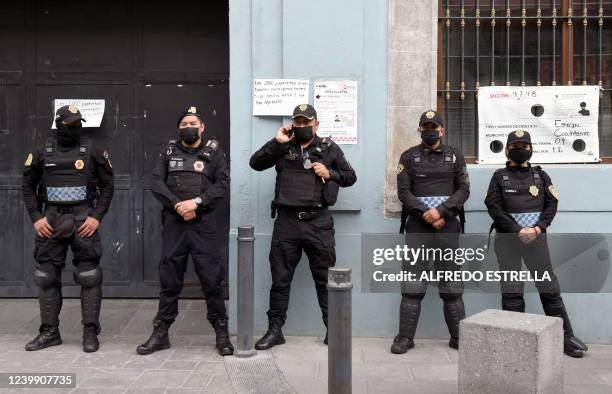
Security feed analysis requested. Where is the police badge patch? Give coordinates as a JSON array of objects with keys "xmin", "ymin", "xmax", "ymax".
[
  {"xmin": 529, "ymin": 185, "xmax": 539, "ymax": 197},
  {"xmin": 25, "ymin": 153, "xmax": 33, "ymax": 166},
  {"xmin": 75, "ymin": 159, "xmax": 85, "ymax": 170},
  {"xmin": 548, "ymin": 185, "xmax": 559, "ymax": 199},
  {"xmin": 396, "ymin": 163, "xmax": 404, "ymax": 175},
  {"xmin": 193, "ymin": 161, "xmax": 205, "ymax": 172}
]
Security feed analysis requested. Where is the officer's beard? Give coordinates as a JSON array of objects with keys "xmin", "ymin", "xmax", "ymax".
[{"xmin": 57, "ymin": 123, "xmax": 82, "ymax": 147}]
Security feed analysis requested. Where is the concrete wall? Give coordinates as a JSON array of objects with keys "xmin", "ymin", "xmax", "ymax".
[{"xmin": 228, "ymin": 0, "xmax": 612, "ymax": 344}]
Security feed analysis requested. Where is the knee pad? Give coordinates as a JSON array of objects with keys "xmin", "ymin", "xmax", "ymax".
[
  {"xmin": 74, "ymin": 266, "xmax": 103, "ymax": 288},
  {"xmin": 33, "ymin": 268, "xmax": 60, "ymax": 289}
]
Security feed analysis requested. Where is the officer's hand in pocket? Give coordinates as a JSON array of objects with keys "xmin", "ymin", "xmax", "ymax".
[
  {"xmin": 78, "ymin": 216, "xmax": 100, "ymax": 238},
  {"xmin": 276, "ymin": 124, "xmax": 294, "ymax": 143},
  {"xmin": 34, "ymin": 217, "xmax": 54, "ymax": 238}
]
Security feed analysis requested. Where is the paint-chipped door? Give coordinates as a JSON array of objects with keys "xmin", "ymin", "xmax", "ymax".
[{"xmin": 0, "ymin": 0, "xmax": 230, "ymax": 297}]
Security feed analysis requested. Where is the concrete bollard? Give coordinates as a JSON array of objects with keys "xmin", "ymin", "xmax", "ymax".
[
  {"xmin": 459, "ymin": 309, "xmax": 564, "ymax": 394},
  {"xmin": 327, "ymin": 267, "xmax": 352, "ymax": 394},
  {"xmin": 235, "ymin": 226, "xmax": 256, "ymax": 358}
]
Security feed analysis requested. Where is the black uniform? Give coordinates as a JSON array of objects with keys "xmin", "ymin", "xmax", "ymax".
[
  {"xmin": 485, "ymin": 164, "xmax": 574, "ymax": 333},
  {"xmin": 150, "ymin": 138, "xmax": 229, "ymax": 324},
  {"xmin": 395, "ymin": 142, "xmax": 470, "ymax": 344},
  {"xmin": 22, "ymin": 134, "xmax": 114, "ymax": 331},
  {"xmin": 250, "ymin": 136, "xmax": 356, "ymax": 327}
]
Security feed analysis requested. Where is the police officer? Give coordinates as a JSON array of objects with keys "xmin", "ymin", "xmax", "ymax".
[
  {"xmin": 22, "ymin": 105, "xmax": 114, "ymax": 353},
  {"xmin": 250, "ymin": 104, "xmax": 356, "ymax": 349},
  {"xmin": 484, "ymin": 130, "xmax": 588, "ymax": 358},
  {"xmin": 136, "ymin": 106, "xmax": 233, "ymax": 356},
  {"xmin": 392, "ymin": 110, "xmax": 470, "ymax": 354}
]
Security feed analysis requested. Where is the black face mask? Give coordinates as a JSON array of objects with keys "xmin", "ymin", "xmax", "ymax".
[
  {"xmin": 507, "ymin": 148, "xmax": 532, "ymax": 164},
  {"xmin": 179, "ymin": 127, "xmax": 200, "ymax": 145},
  {"xmin": 421, "ymin": 129, "xmax": 440, "ymax": 146},
  {"xmin": 57, "ymin": 123, "xmax": 82, "ymax": 146},
  {"xmin": 292, "ymin": 126, "xmax": 314, "ymax": 143}
]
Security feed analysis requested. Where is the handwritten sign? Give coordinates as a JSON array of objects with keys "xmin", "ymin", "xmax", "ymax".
[
  {"xmin": 478, "ymin": 86, "xmax": 600, "ymax": 163},
  {"xmin": 314, "ymin": 80, "xmax": 358, "ymax": 144},
  {"xmin": 252, "ymin": 79, "xmax": 310, "ymax": 116},
  {"xmin": 51, "ymin": 99, "xmax": 105, "ymax": 129}
]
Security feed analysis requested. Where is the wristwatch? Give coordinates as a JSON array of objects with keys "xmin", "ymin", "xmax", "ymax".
[{"xmin": 193, "ymin": 197, "xmax": 203, "ymax": 206}]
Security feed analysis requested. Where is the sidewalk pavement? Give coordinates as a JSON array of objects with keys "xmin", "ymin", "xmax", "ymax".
[{"xmin": 1, "ymin": 299, "xmax": 611, "ymax": 393}]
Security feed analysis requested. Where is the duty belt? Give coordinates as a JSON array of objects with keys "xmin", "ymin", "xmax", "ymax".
[
  {"xmin": 45, "ymin": 203, "xmax": 91, "ymax": 214},
  {"xmin": 416, "ymin": 195, "xmax": 449, "ymax": 209},
  {"xmin": 278, "ymin": 207, "xmax": 327, "ymax": 221},
  {"xmin": 510, "ymin": 212, "xmax": 542, "ymax": 228}
]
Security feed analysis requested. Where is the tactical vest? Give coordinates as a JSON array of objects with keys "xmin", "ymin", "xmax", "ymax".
[
  {"xmin": 399, "ymin": 147, "xmax": 465, "ymax": 233},
  {"xmin": 499, "ymin": 166, "xmax": 544, "ymax": 228},
  {"xmin": 409, "ymin": 148, "xmax": 456, "ymax": 207},
  {"xmin": 40, "ymin": 136, "xmax": 96, "ymax": 205},
  {"xmin": 165, "ymin": 139, "xmax": 218, "ymax": 201},
  {"xmin": 274, "ymin": 138, "xmax": 332, "ymax": 208}
]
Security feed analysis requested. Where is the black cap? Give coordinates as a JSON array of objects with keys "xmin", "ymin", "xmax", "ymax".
[
  {"xmin": 291, "ymin": 104, "xmax": 317, "ymax": 120},
  {"xmin": 418, "ymin": 110, "xmax": 443, "ymax": 127},
  {"xmin": 55, "ymin": 105, "xmax": 86, "ymax": 124},
  {"xmin": 506, "ymin": 130, "xmax": 532, "ymax": 145},
  {"xmin": 177, "ymin": 106, "xmax": 205, "ymax": 127}
]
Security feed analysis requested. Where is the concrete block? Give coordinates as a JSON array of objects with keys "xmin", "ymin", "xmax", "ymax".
[{"xmin": 459, "ymin": 309, "xmax": 563, "ymax": 394}]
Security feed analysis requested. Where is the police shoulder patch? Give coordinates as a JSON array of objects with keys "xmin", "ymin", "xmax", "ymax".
[
  {"xmin": 25, "ymin": 153, "xmax": 33, "ymax": 166},
  {"xmin": 548, "ymin": 185, "xmax": 558, "ymax": 199},
  {"xmin": 396, "ymin": 163, "xmax": 405, "ymax": 175}
]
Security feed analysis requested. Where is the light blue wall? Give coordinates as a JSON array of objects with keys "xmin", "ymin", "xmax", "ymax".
[{"xmin": 229, "ymin": 0, "xmax": 612, "ymax": 344}]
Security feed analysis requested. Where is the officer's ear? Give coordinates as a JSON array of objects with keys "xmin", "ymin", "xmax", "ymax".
[
  {"xmin": 198, "ymin": 121, "xmax": 206, "ymax": 134},
  {"xmin": 439, "ymin": 127, "xmax": 446, "ymax": 138},
  {"xmin": 313, "ymin": 120, "xmax": 319, "ymax": 133}
]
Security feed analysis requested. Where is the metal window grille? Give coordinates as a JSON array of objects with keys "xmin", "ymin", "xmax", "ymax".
[{"xmin": 438, "ymin": 0, "xmax": 612, "ymax": 160}]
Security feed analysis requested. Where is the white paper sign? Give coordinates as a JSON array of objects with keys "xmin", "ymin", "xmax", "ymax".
[
  {"xmin": 252, "ymin": 79, "xmax": 310, "ymax": 116},
  {"xmin": 313, "ymin": 80, "xmax": 358, "ymax": 144},
  {"xmin": 478, "ymin": 86, "xmax": 600, "ymax": 164},
  {"xmin": 51, "ymin": 99, "xmax": 106, "ymax": 129}
]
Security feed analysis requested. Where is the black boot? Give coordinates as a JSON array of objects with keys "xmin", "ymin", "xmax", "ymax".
[
  {"xmin": 323, "ymin": 320, "xmax": 328, "ymax": 345},
  {"xmin": 565, "ymin": 336, "xmax": 588, "ymax": 358},
  {"xmin": 391, "ymin": 296, "xmax": 420, "ymax": 354},
  {"xmin": 212, "ymin": 319, "xmax": 234, "ymax": 356},
  {"xmin": 391, "ymin": 336, "xmax": 414, "ymax": 354},
  {"xmin": 542, "ymin": 298, "xmax": 588, "ymax": 358},
  {"xmin": 136, "ymin": 320, "xmax": 171, "ymax": 355},
  {"xmin": 82, "ymin": 323, "xmax": 100, "ymax": 353},
  {"xmin": 443, "ymin": 297, "xmax": 465, "ymax": 350},
  {"xmin": 25, "ymin": 325, "xmax": 62, "ymax": 351},
  {"xmin": 79, "ymin": 272, "xmax": 102, "ymax": 353},
  {"xmin": 255, "ymin": 321, "xmax": 285, "ymax": 350}
]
